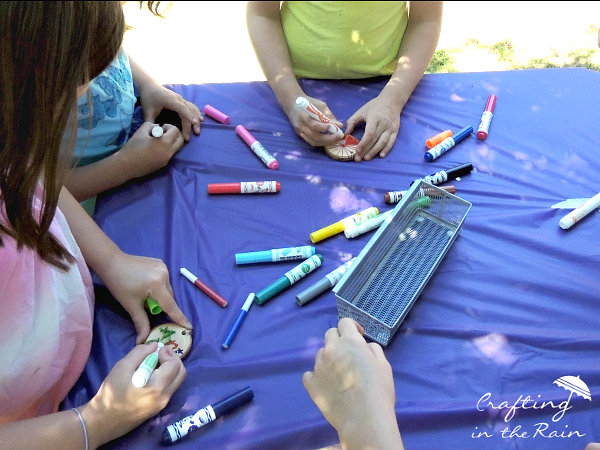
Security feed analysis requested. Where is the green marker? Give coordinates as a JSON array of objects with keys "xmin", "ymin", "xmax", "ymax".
[
  {"xmin": 146, "ymin": 296, "xmax": 162, "ymax": 315},
  {"xmin": 254, "ymin": 254, "xmax": 323, "ymax": 305},
  {"xmin": 132, "ymin": 342, "xmax": 164, "ymax": 387}
]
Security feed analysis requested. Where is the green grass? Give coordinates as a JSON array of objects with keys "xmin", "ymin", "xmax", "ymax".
[{"xmin": 426, "ymin": 38, "xmax": 600, "ymax": 73}]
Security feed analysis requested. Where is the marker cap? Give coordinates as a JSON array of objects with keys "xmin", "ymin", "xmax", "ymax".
[
  {"xmin": 426, "ymin": 130, "xmax": 453, "ymax": 149},
  {"xmin": 208, "ymin": 183, "xmax": 240, "ymax": 194},
  {"xmin": 310, "ymin": 221, "xmax": 345, "ymax": 243},
  {"xmin": 254, "ymin": 277, "xmax": 290, "ymax": 305},
  {"xmin": 296, "ymin": 277, "xmax": 332, "ymax": 306},
  {"xmin": 151, "ymin": 125, "xmax": 164, "ymax": 138},
  {"xmin": 146, "ymin": 296, "xmax": 162, "ymax": 315},
  {"xmin": 212, "ymin": 387, "xmax": 254, "ymax": 417},
  {"xmin": 235, "ymin": 124, "xmax": 256, "ymax": 147},
  {"xmin": 203, "ymin": 104, "xmax": 230, "ymax": 124},
  {"xmin": 235, "ymin": 250, "xmax": 273, "ymax": 264}
]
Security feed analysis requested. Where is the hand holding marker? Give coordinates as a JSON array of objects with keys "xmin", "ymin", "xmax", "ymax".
[
  {"xmin": 132, "ymin": 342, "xmax": 164, "ymax": 388},
  {"xmin": 295, "ymin": 97, "xmax": 344, "ymax": 138}
]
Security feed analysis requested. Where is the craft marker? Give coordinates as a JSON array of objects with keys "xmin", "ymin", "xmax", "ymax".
[
  {"xmin": 425, "ymin": 126, "xmax": 473, "ymax": 162},
  {"xmin": 344, "ymin": 210, "xmax": 393, "ymax": 238},
  {"xmin": 384, "ymin": 185, "xmax": 456, "ymax": 203},
  {"xmin": 222, "ymin": 293, "xmax": 255, "ymax": 349},
  {"xmin": 413, "ymin": 162, "xmax": 474, "ymax": 186},
  {"xmin": 132, "ymin": 342, "xmax": 164, "ymax": 388},
  {"xmin": 146, "ymin": 296, "xmax": 162, "ymax": 315},
  {"xmin": 254, "ymin": 254, "xmax": 323, "ymax": 305},
  {"xmin": 203, "ymin": 104, "xmax": 230, "ymax": 124},
  {"xmin": 477, "ymin": 95, "xmax": 497, "ymax": 140},
  {"xmin": 235, "ymin": 125, "xmax": 279, "ymax": 169},
  {"xmin": 235, "ymin": 246, "xmax": 315, "ymax": 265},
  {"xmin": 295, "ymin": 97, "xmax": 344, "ymax": 138},
  {"xmin": 296, "ymin": 258, "xmax": 356, "ymax": 306},
  {"xmin": 425, "ymin": 130, "xmax": 453, "ymax": 149},
  {"xmin": 310, "ymin": 207, "xmax": 379, "ymax": 243},
  {"xmin": 162, "ymin": 387, "xmax": 254, "ymax": 445},
  {"xmin": 559, "ymin": 191, "xmax": 600, "ymax": 230},
  {"xmin": 180, "ymin": 268, "xmax": 228, "ymax": 307},
  {"xmin": 208, "ymin": 181, "xmax": 280, "ymax": 195},
  {"xmin": 151, "ymin": 125, "xmax": 164, "ymax": 138}
]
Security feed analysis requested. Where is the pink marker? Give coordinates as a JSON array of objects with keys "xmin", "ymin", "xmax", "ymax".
[
  {"xmin": 235, "ymin": 125, "xmax": 279, "ymax": 170},
  {"xmin": 477, "ymin": 95, "xmax": 497, "ymax": 140},
  {"xmin": 203, "ymin": 104, "xmax": 230, "ymax": 124}
]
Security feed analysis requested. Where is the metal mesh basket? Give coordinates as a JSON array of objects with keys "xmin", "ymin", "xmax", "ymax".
[{"xmin": 333, "ymin": 181, "xmax": 472, "ymax": 346}]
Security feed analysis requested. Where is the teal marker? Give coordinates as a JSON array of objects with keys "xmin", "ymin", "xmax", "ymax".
[{"xmin": 254, "ymin": 254, "xmax": 323, "ymax": 305}]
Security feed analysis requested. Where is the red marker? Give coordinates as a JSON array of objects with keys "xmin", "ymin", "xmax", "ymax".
[
  {"xmin": 208, "ymin": 181, "xmax": 280, "ymax": 195},
  {"xmin": 180, "ymin": 268, "xmax": 228, "ymax": 307},
  {"xmin": 477, "ymin": 95, "xmax": 497, "ymax": 140}
]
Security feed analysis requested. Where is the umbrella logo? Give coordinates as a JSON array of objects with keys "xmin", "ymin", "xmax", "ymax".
[{"xmin": 553, "ymin": 375, "xmax": 592, "ymax": 403}]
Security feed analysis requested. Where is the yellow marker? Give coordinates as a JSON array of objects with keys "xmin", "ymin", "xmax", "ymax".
[{"xmin": 310, "ymin": 207, "xmax": 379, "ymax": 243}]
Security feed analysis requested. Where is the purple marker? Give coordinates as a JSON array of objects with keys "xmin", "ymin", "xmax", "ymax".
[
  {"xmin": 236, "ymin": 125, "xmax": 279, "ymax": 169},
  {"xmin": 424, "ymin": 126, "xmax": 473, "ymax": 162}
]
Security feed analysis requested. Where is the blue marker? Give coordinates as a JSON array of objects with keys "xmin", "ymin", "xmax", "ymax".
[
  {"xmin": 235, "ymin": 246, "xmax": 315, "ymax": 264},
  {"xmin": 222, "ymin": 293, "xmax": 255, "ymax": 349},
  {"xmin": 424, "ymin": 126, "xmax": 473, "ymax": 162},
  {"xmin": 162, "ymin": 387, "xmax": 254, "ymax": 445}
]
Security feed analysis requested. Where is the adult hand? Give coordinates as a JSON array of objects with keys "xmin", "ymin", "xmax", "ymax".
[
  {"xmin": 118, "ymin": 122, "xmax": 184, "ymax": 179},
  {"xmin": 139, "ymin": 83, "xmax": 203, "ymax": 141},
  {"xmin": 101, "ymin": 252, "xmax": 193, "ymax": 344},
  {"xmin": 287, "ymin": 95, "xmax": 345, "ymax": 147},
  {"xmin": 345, "ymin": 93, "xmax": 401, "ymax": 162},
  {"xmin": 302, "ymin": 318, "xmax": 404, "ymax": 450},
  {"xmin": 80, "ymin": 343, "xmax": 186, "ymax": 449}
]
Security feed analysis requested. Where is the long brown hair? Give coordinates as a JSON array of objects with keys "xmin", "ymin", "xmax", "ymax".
[{"xmin": 0, "ymin": 2, "xmax": 125, "ymax": 270}]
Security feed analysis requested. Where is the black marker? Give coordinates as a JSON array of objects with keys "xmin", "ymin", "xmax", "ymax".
[
  {"xmin": 413, "ymin": 162, "xmax": 473, "ymax": 186},
  {"xmin": 162, "ymin": 387, "xmax": 254, "ymax": 445}
]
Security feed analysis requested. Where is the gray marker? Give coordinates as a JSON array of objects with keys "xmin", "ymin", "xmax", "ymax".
[{"xmin": 296, "ymin": 258, "xmax": 356, "ymax": 306}]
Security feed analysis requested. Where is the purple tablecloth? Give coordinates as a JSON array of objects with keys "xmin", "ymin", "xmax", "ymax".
[{"xmin": 64, "ymin": 68, "xmax": 600, "ymax": 450}]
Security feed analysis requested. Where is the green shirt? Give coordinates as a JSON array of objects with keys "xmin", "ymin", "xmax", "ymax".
[{"xmin": 281, "ymin": 1, "xmax": 408, "ymax": 79}]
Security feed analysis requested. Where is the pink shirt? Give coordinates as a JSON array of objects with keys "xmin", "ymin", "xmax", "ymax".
[{"xmin": 0, "ymin": 194, "xmax": 94, "ymax": 422}]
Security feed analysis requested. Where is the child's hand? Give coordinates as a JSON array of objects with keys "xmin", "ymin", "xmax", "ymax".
[
  {"xmin": 119, "ymin": 122, "xmax": 184, "ymax": 179},
  {"xmin": 345, "ymin": 92, "xmax": 401, "ymax": 162},
  {"xmin": 79, "ymin": 342, "xmax": 186, "ymax": 449},
  {"xmin": 100, "ymin": 252, "xmax": 193, "ymax": 344},
  {"xmin": 302, "ymin": 318, "xmax": 404, "ymax": 450},
  {"xmin": 287, "ymin": 96, "xmax": 345, "ymax": 147},
  {"xmin": 140, "ymin": 84, "xmax": 203, "ymax": 141}
]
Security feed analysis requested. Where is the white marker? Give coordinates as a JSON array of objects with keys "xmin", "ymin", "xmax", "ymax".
[
  {"xmin": 132, "ymin": 342, "xmax": 164, "ymax": 387},
  {"xmin": 559, "ymin": 192, "xmax": 600, "ymax": 230},
  {"xmin": 151, "ymin": 125, "xmax": 164, "ymax": 138},
  {"xmin": 295, "ymin": 97, "xmax": 344, "ymax": 138},
  {"xmin": 344, "ymin": 211, "xmax": 393, "ymax": 238}
]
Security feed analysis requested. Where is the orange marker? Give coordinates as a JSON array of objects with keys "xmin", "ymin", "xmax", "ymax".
[{"xmin": 426, "ymin": 130, "xmax": 453, "ymax": 149}]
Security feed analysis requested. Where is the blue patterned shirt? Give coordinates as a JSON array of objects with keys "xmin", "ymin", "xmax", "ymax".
[{"xmin": 74, "ymin": 49, "xmax": 136, "ymax": 167}]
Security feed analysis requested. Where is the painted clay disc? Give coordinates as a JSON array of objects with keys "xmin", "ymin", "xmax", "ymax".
[
  {"xmin": 324, "ymin": 135, "xmax": 359, "ymax": 161},
  {"xmin": 146, "ymin": 323, "xmax": 192, "ymax": 359}
]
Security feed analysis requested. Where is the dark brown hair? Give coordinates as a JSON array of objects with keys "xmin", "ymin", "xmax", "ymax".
[{"xmin": 0, "ymin": 2, "xmax": 125, "ymax": 270}]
